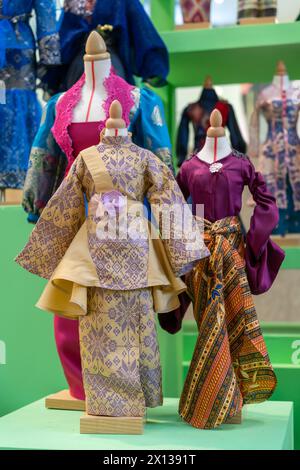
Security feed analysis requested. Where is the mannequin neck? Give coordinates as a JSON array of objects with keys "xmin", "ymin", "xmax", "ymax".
[
  {"xmin": 273, "ymin": 74, "xmax": 290, "ymax": 91},
  {"xmin": 84, "ymin": 58, "xmax": 111, "ymax": 88},
  {"xmin": 104, "ymin": 128, "xmax": 128, "ymax": 137},
  {"xmin": 197, "ymin": 136, "xmax": 232, "ymax": 164}
]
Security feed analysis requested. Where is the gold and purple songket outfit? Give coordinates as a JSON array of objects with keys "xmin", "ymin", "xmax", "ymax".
[
  {"xmin": 173, "ymin": 152, "xmax": 285, "ymax": 428},
  {"xmin": 16, "ymin": 135, "xmax": 209, "ymax": 417}
]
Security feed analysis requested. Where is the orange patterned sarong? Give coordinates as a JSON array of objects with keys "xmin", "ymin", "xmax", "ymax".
[{"xmin": 179, "ymin": 216, "xmax": 276, "ymax": 429}]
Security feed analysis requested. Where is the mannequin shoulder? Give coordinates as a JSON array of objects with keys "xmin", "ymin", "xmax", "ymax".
[
  {"xmin": 56, "ymin": 92, "xmax": 65, "ymax": 105},
  {"xmin": 231, "ymin": 149, "xmax": 249, "ymax": 161}
]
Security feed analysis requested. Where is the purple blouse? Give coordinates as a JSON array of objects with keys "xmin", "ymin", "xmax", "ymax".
[{"xmin": 176, "ymin": 151, "xmax": 285, "ymax": 295}]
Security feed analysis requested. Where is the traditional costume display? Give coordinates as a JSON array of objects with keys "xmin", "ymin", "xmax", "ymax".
[
  {"xmin": 249, "ymin": 81, "xmax": 300, "ymax": 234},
  {"xmin": 16, "ymin": 126, "xmax": 209, "ymax": 417},
  {"xmin": 165, "ymin": 149, "xmax": 285, "ymax": 429},
  {"xmin": 0, "ymin": 0, "xmax": 60, "ymax": 189},
  {"xmin": 176, "ymin": 88, "xmax": 246, "ymax": 167}
]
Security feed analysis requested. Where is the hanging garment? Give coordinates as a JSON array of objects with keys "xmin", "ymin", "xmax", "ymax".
[
  {"xmin": 249, "ymin": 82, "xmax": 300, "ymax": 234},
  {"xmin": 238, "ymin": 0, "xmax": 277, "ymax": 19},
  {"xmin": 180, "ymin": 0, "xmax": 211, "ymax": 23},
  {"xmin": 0, "ymin": 0, "xmax": 60, "ymax": 189},
  {"xmin": 16, "ymin": 134, "xmax": 209, "ymax": 416},
  {"xmin": 41, "ymin": 0, "xmax": 169, "ymax": 94},
  {"xmin": 159, "ymin": 150, "xmax": 284, "ymax": 428},
  {"xmin": 176, "ymin": 88, "xmax": 246, "ymax": 167},
  {"xmin": 23, "ymin": 69, "xmax": 174, "ymax": 224}
]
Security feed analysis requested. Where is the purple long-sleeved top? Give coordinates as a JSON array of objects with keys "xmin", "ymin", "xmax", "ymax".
[
  {"xmin": 158, "ymin": 150, "xmax": 285, "ymax": 335},
  {"xmin": 176, "ymin": 151, "xmax": 285, "ymax": 294}
]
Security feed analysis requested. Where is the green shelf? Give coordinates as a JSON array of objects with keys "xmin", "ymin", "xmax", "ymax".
[{"xmin": 160, "ymin": 22, "xmax": 300, "ymax": 86}]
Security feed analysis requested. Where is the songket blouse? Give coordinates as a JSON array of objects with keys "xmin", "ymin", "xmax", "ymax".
[
  {"xmin": 16, "ymin": 136, "xmax": 209, "ymax": 318},
  {"xmin": 176, "ymin": 150, "xmax": 285, "ymax": 295}
]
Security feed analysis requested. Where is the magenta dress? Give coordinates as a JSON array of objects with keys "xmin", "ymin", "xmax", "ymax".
[
  {"xmin": 176, "ymin": 151, "xmax": 285, "ymax": 295},
  {"xmin": 54, "ymin": 122, "xmax": 100, "ymax": 401}
]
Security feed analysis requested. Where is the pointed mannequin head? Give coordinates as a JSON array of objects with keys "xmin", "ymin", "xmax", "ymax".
[
  {"xmin": 276, "ymin": 60, "xmax": 287, "ymax": 76},
  {"xmin": 203, "ymin": 75, "xmax": 213, "ymax": 89},
  {"xmin": 103, "ymin": 100, "xmax": 128, "ymax": 138},
  {"xmin": 207, "ymin": 109, "xmax": 225, "ymax": 138},
  {"xmin": 106, "ymin": 100, "xmax": 126, "ymax": 130},
  {"xmin": 84, "ymin": 31, "xmax": 110, "ymax": 62}
]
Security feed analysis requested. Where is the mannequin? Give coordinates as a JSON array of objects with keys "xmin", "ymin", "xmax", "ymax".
[
  {"xmin": 176, "ymin": 76, "xmax": 246, "ymax": 167},
  {"xmin": 104, "ymin": 100, "xmax": 128, "ymax": 137},
  {"xmin": 72, "ymin": 31, "xmax": 110, "ymax": 123},
  {"xmin": 22, "ymin": 30, "xmax": 174, "ymax": 410},
  {"xmin": 272, "ymin": 60, "xmax": 290, "ymax": 93},
  {"xmin": 196, "ymin": 109, "xmax": 232, "ymax": 164},
  {"xmin": 174, "ymin": 109, "xmax": 284, "ymax": 429},
  {"xmin": 16, "ymin": 99, "xmax": 208, "ymax": 434}
]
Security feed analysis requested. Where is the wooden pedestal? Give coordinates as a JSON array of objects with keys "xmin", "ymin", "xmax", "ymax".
[
  {"xmin": 175, "ymin": 22, "xmax": 210, "ymax": 31},
  {"xmin": 80, "ymin": 414, "xmax": 144, "ymax": 435},
  {"xmin": 45, "ymin": 389, "xmax": 85, "ymax": 411},
  {"xmin": 0, "ymin": 189, "xmax": 22, "ymax": 205},
  {"xmin": 225, "ymin": 411, "xmax": 242, "ymax": 424},
  {"xmin": 271, "ymin": 234, "xmax": 300, "ymax": 248},
  {"xmin": 239, "ymin": 17, "xmax": 276, "ymax": 25}
]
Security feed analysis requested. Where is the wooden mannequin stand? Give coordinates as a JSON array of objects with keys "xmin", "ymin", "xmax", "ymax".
[
  {"xmin": 45, "ymin": 390, "xmax": 85, "ymax": 412},
  {"xmin": 239, "ymin": 17, "xmax": 276, "ymax": 25},
  {"xmin": 175, "ymin": 21, "xmax": 210, "ymax": 30}
]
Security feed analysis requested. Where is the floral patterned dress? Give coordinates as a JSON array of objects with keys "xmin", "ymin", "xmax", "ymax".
[{"xmin": 0, "ymin": 0, "xmax": 60, "ymax": 189}]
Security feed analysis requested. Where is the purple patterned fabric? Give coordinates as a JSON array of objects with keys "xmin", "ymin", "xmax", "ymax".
[{"xmin": 177, "ymin": 151, "xmax": 285, "ymax": 294}]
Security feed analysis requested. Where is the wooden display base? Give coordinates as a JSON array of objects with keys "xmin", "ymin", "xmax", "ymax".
[
  {"xmin": 80, "ymin": 414, "xmax": 144, "ymax": 435},
  {"xmin": 239, "ymin": 17, "xmax": 276, "ymax": 25},
  {"xmin": 225, "ymin": 411, "xmax": 242, "ymax": 424},
  {"xmin": 271, "ymin": 234, "xmax": 300, "ymax": 248},
  {"xmin": 0, "ymin": 189, "xmax": 22, "ymax": 205},
  {"xmin": 175, "ymin": 22, "xmax": 210, "ymax": 31},
  {"xmin": 45, "ymin": 389, "xmax": 85, "ymax": 412}
]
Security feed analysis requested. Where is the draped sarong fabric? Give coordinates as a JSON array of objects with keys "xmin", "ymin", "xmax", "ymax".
[{"xmin": 179, "ymin": 216, "xmax": 276, "ymax": 429}]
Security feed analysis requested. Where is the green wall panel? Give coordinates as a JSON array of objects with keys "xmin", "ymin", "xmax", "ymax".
[
  {"xmin": 160, "ymin": 23, "xmax": 300, "ymax": 87},
  {"xmin": 0, "ymin": 206, "xmax": 67, "ymax": 417}
]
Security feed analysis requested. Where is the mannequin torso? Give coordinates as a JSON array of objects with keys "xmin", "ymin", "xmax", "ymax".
[
  {"xmin": 197, "ymin": 136, "xmax": 232, "ymax": 164},
  {"xmin": 272, "ymin": 74, "xmax": 290, "ymax": 95},
  {"xmin": 104, "ymin": 128, "xmax": 128, "ymax": 137},
  {"xmin": 56, "ymin": 57, "xmax": 111, "ymax": 123},
  {"xmin": 72, "ymin": 58, "xmax": 111, "ymax": 123}
]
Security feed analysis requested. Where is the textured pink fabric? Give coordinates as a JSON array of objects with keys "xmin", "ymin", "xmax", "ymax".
[
  {"xmin": 100, "ymin": 70, "xmax": 135, "ymax": 134},
  {"xmin": 52, "ymin": 69, "xmax": 135, "ymax": 175},
  {"xmin": 54, "ymin": 316, "xmax": 85, "ymax": 400},
  {"xmin": 69, "ymin": 121, "xmax": 100, "ymax": 158},
  {"xmin": 52, "ymin": 74, "xmax": 85, "ymax": 175}
]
